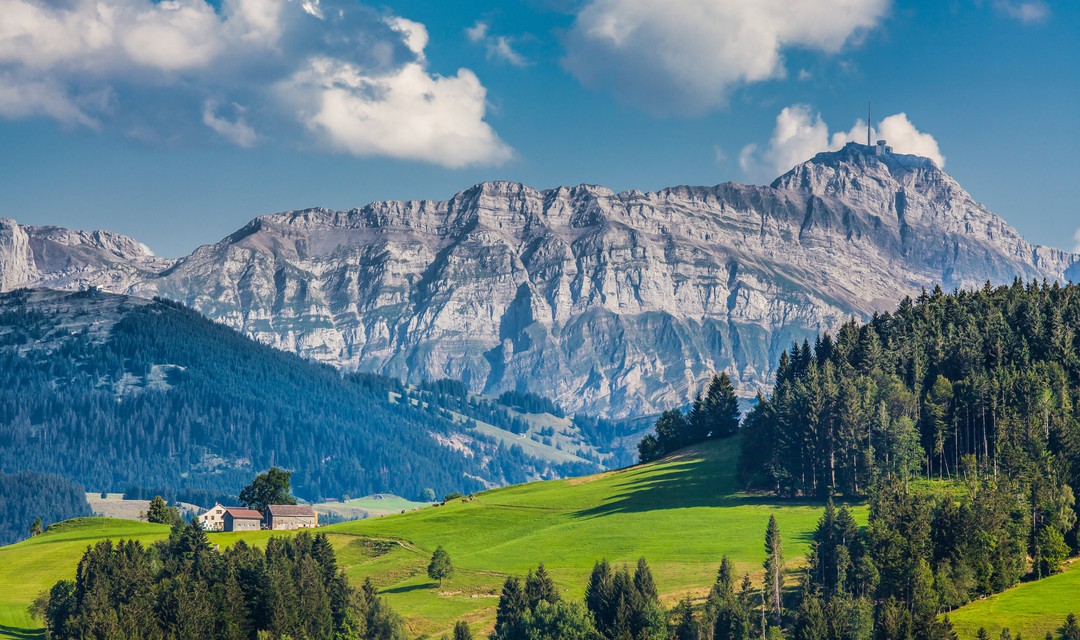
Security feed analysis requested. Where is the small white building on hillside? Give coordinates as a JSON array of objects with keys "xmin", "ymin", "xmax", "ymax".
[{"xmin": 198, "ymin": 503, "xmax": 228, "ymax": 531}]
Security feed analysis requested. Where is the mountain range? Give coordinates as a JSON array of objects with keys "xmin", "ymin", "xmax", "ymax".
[{"xmin": 2, "ymin": 142, "xmax": 1075, "ymax": 417}]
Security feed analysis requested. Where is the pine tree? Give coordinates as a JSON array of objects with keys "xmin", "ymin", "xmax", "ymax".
[
  {"xmin": 707, "ymin": 372, "xmax": 742, "ymax": 439},
  {"xmin": 634, "ymin": 557, "xmax": 658, "ymax": 602},
  {"xmin": 763, "ymin": 516, "xmax": 784, "ymax": 626},
  {"xmin": 494, "ymin": 576, "xmax": 528, "ymax": 640},
  {"xmin": 147, "ymin": 495, "xmax": 179, "ymax": 525},
  {"xmin": 793, "ymin": 594, "xmax": 828, "ymax": 640},
  {"xmin": 524, "ymin": 563, "xmax": 559, "ymax": 609},
  {"xmin": 453, "ymin": 620, "xmax": 474, "ymax": 640},
  {"xmin": 585, "ymin": 559, "xmax": 614, "ymax": 636},
  {"xmin": 1059, "ymin": 614, "xmax": 1080, "ymax": 640},
  {"xmin": 29, "ymin": 517, "xmax": 42, "ymax": 537},
  {"xmin": 672, "ymin": 596, "xmax": 699, "ymax": 640}
]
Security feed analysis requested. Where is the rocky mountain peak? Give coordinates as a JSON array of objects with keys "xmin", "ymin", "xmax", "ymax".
[{"xmin": 3, "ymin": 151, "xmax": 1077, "ymax": 417}]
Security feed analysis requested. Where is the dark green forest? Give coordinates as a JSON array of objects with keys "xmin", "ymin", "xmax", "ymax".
[
  {"xmin": 0, "ymin": 289, "xmax": 592, "ymax": 504},
  {"xmin": 629, "ymin": 281, "xmax": 1080, "ymax": 639},
  {"xmin": 0, "ymin": 471, "xmax": 91, "ymax": 545},
  {"xmin": 32, "ymin": 524, "xmax": 407, "ymax": 640}
]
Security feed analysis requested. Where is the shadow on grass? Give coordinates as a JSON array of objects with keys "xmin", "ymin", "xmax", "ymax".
[
  {"xmin": 571, "ymin": 441, "xmax": 861, "ymax": 518},
  {"xmin": 0, "ymin": 624, "xmax": 44, "ymax": 640},
  {"xmin": 381, "ymin": 583, "xmax": 436, "ymax": 595}
]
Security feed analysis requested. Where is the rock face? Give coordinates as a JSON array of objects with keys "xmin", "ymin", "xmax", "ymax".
[
  {"xmin": 0, "ymin": 217, "xmax": 173, "ymax": 292},
  {"xmin": 3, "ymin": 144, "xmax": 1076, "ymax": 417}
]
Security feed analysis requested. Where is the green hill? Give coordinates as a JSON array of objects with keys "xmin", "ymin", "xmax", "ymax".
[
  {"xmin": 0, "ymin": 518, "xmax": 172, "ymax": 638},
  {"xmin": 0, "ymin": 439, "xmax": 864, "ymax": 639},
  {"xmin": 946, "ymin": 560, "xmax": 1080, "ymax": 639}
]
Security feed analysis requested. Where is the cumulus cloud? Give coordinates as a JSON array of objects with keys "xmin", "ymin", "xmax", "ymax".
[
  {"xmin": 1073, "ymin": 229, "xmax": 1080, "ymax": 254},
  {"xmin": 563, "ymin": 0, "xmax": 890, "ymax": 115},
  {"xmin": 0, "ymin": 0, "xmax": 511, "ymax": 167},
  {"xmin": 739, "ymin": 105, "xmax": 944, "ymax": 182},
  {"xmin": 283, "ymin": 57, "xmax": 512, "ymax": 167},
  {"xmin": 994, "ymin": 0, "xmax": 1050, "ymax": 23},
  {"xmin": 466, "ymin": 21, "xmax": 528, "ymax": 67}
]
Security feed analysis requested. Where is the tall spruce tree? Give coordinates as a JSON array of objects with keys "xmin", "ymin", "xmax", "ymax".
[{"xmin": 764, "ymin": 516, "xmax": 784, "ymax": 627}]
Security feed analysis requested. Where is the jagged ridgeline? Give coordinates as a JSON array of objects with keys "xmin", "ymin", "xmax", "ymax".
[
  {"xmin": 5, "ymin": 144, "xmax": 1079, "ymax": 419},
  {"xmin": 0, "ymin": 289, "xmax": 600, "ymax": 502},
  {"xmin": 739, "ymin": 280, "xmax": 1080, "ymax": 501}
]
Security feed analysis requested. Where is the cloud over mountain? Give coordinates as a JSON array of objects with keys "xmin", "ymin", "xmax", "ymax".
[
  {"xmin": 740, "ymin": 105, "xmax": 944, "ymax": 181},
  {"xmin": 0, "ymin": 0, "xmax": 510, "ymax": 167}
]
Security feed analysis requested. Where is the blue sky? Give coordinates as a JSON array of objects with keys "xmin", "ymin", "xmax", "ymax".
[{"xmin": 0, "ymin": 0, "xmax": 1077, "ymax": 257}]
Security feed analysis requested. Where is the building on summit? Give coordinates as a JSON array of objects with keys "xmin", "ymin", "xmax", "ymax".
[{"xmin": 266, "ymin": 504, "xmax": 318, "ymax": 530}]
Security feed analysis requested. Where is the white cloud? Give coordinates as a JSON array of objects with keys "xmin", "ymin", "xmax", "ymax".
[
  {"xmin": 0, "ymin": 0, "xmax": 511, "ymax": 167},
  {"xmin": 466, "ymin": 20, "xmax": 528, "ymax": 67},
  {"xmin": 739, "ymin": 105, "xmax": 944, "ymax": 182},
  {"xmin": 563, "ymin": 0, "xmax": 890, "ymax": 115},
  {"xmin": 994, "ymin": 1, "xmax": 1050, "ymax": 24},
  {"xmin": 284, "ymin": 56, "xmax": 512, "ymax": 168},
  {"xmin": 202, "ymin": 101, "xmax": 258, "ymax": 147},
  {"xmin": 1073, "ymin": 229, "xmax": 1080, "ymax": 254}
]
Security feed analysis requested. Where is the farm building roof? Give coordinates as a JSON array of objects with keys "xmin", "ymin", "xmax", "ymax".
[{"xmin": 267, "ymin": 504, "xmax": 316, "ymax": 517}]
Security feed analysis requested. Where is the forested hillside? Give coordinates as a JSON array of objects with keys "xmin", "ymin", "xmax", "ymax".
[
  {"xmin": 739, "ymin": 279, "xmax": 1080, "ymax": 500},
  {"xmin": 0, "ymin": 472, "xmax": 90, "ymax": 545},
  {"xmin": 0, "ymin": 289, "xmax": 597, "ymax": 503},
  {"xmin": 730, "ymin": 280, "xmax": 1080, "ymax": 638}
]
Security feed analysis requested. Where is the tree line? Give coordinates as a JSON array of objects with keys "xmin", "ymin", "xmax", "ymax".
[
  {"xmin": 637, "ymin": 372, "xmax": 741, "ymax": 463},
  {"xmin": 476, "ymin": 511, "xmax": 1078, "ymax": 640},
  {"xmin": 30, "ymin": 522, "xmax": 407, "ymax": 640},
  {"xmin": 739, "ymin": 281, "xmax": 1080, "ymax": 505}
]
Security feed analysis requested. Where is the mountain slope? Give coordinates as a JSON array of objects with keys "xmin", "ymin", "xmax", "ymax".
[
  {"xmin": 2, "ymin": 144, "xmax": 1075, "ymax": 417},
  {"xmin": 0, "ymin": 288, "xmax": 600, "ymax": 502}
]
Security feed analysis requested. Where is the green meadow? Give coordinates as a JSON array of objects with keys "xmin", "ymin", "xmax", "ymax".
[
  {"xmin": 3, "ymin": 439, "xmax": 856, "ymax": 638},
  {"xmin": 9, "ymin": 438, "xmax": 1079, "ymax": 639},
  {"xmin": 0, "ymin": 518, "xmax": 172, "ymax": 639},
  {"xmin": 947, "ymin": 559, "xmax": 1080, "ymax": 639}
]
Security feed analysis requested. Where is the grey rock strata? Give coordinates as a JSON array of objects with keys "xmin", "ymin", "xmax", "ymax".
[{"xmin": 3, "ymin": 143, "xmax": 1076, "ymax": 417}]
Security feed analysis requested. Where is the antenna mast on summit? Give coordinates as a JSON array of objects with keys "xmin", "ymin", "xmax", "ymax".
[{"xmin": 867, "ymin": 101, "xmax": 871, "ymax": 147}]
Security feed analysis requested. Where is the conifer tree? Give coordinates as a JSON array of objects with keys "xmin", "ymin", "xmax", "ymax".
[
  {"xmin": 1059, "ymin": 614, "xmax": 1080, "ymax": 640},
  {"xmin": 672, "ymin": 596, "xmax": 699, "ymax": 640},
  {"xmin": 494, "ymin": 577, "xmax": 528, "ymax": 640},
  {"xmin": 585, "ymin": 560, "xmax": 614, "ymax": 635},
  {"xmin": 634, "ymin": 557, "xmax": 658, "ymax": 602},
  {"xmin": 147, "ymin": 495, "xmax": 179, "ymax": 525},
  {"xmin": 524, "ymin": 563, "xmax": 559, "ymax": 609},
  {"xmin": 763, "ymin": 516, "xmax": 784, "ymax": 626},
  {"xmin": 707, "ymin": 372, "xmax": 742, "ymax": 439},
  {"xmin": 453, "ymin": 620, "xmax": 474, "ymax": 640},
  {"xmin": 793, "ymin": 594, "xmax": 827, "ymax": 640}
]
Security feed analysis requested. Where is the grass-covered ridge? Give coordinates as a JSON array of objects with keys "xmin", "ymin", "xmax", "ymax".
[
  {"xmin": 946, "ymin": 560, "xmax": 1080, "ymax": 639},
  {"xmin": 0, "ymin": 439, "xmax": 861, "ymax": 639}
]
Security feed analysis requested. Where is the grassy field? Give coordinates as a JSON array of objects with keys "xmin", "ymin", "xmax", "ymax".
[
  {"xmin": 0, "ymin": 518, "xmax": 172, "ymax": 639},
  {"xmin": 947, "ymin": 559, "xmax": 1080, "ymax": 639},
  {"xmin": 0, "ymin": 439, "xmax": 859, "ymax": 639},
  {"xmin": 313, "ymin": 495, "xmax": 435, "ymax": 523}
]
